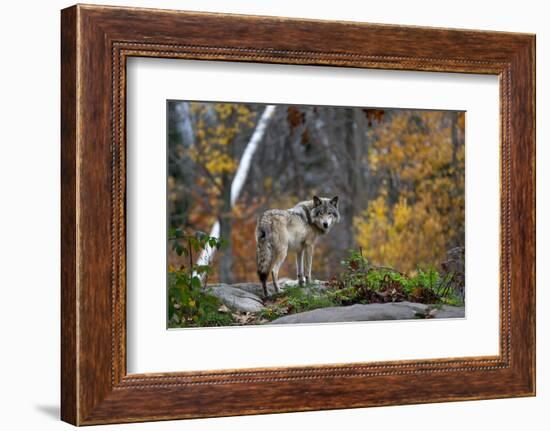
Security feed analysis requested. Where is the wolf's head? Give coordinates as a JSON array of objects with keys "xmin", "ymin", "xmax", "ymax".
[{"xmin": 310, "ymin": 196, "xmax": 340, "ymax": 233}]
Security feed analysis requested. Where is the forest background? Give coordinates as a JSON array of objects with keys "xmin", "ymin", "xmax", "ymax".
[{"xmin": 167, "ymin": 101, "xmax": 465, "ymax": 284}]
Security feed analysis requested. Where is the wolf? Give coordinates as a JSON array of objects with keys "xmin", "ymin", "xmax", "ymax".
[{"xmin": 255, "ymin": 196, "xmax": 340, "ymax": 297}]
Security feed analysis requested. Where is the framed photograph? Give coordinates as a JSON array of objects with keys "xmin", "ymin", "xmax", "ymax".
[{"xmin": 61, "ymin": 4, "xmax": 535, "ymax": 425}]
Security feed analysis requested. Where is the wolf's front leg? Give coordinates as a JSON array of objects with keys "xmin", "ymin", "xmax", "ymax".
[
  {"xmin": 296, "ymin": 249, "xmax": 305, "ymax": 285},
  {"xmin": 304, "ymin": 244, "xmax": 314, "ymax": 284}
]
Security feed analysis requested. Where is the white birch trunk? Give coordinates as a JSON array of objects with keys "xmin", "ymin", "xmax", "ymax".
[{"xmin": 196, "ymin": 105, "xmax": 276, "ymax": 270}]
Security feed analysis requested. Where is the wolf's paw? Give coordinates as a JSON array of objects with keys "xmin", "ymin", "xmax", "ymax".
[{"xmin": 298, "ymin": 276, "xmax": 305, "ymax": 286}]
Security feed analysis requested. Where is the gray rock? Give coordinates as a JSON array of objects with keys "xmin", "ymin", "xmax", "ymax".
[
  {"xmin": 206, "ymin": 279, "xmax": 465, "ymax": 323},
  {"xmin": 441, "ymin": 246, "xmax": 465, "ymax": 302},
  {"xmin": 229, "ymin": 281, "xmax": 276, "ymax": 297},
  {"xmin": 270, "ymin": 302, "xmax": 465, "ymax": 324},
  {"xmin": 431, "ymin": 305, "xmax": 466, "ymax": 319},
  {"xmin": 225, "ymin": 278, "xmax": 326, "ymax": 297},
  {"xmin": 206, "ymin": 284, "xmax": 264, "ymax": 313}
]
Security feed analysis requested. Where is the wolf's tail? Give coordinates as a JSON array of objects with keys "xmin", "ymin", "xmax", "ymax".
[{"xmin": 256, "ymin": 216, "xmax": 274, "ymax": 296}]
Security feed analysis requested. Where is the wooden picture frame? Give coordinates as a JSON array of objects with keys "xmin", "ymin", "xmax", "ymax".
[{"xmin": 61, "ymin": 4, "xmax": 535, "ymax": 425}]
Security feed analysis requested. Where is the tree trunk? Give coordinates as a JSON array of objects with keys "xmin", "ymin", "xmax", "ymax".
[
  {"xmin": 450, "ymin": 111, "xmax": 465, "ymax": 248},
  {"xmin": 342, "ymin": 109, "xmax": 361, "ymax": 250},
  {"xmin": 195, "ymin": 105, "xmax": 277, "ymax": 282},
  {"xmin": 219, "ymin": 173, "xmax": 234, "ymax": 283}
]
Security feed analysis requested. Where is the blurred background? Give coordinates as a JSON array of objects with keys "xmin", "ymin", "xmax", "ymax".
[{"xmin": 167, "ymin": 101, "xmax": 465, "ymax": 283}]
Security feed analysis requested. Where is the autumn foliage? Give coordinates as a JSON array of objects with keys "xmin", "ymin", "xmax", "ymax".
[
  {"xmin": 355, "ymin": 111, "xmax": 465, "ymax": 272},
  {"xmin": 168, "ymin": 102, "xmax": 465, "ymax": 283}
]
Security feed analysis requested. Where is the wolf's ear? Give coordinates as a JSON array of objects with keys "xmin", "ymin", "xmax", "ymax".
[
  {"xmin": 330, "ymin": 196, "xmax": 339, "ymax": 208},
  {"xmin": 313, "ymin": 196, "xmax": 322, "ymax": 207}
]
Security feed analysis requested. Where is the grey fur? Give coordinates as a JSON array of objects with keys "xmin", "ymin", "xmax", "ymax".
[{"xmin": 256, "ymin": 196, "xmax": 340, "ymax": 297}]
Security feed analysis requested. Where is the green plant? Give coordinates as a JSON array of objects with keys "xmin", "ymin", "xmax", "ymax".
[
  {"xmin": 167, "ymin": 228, "xmax": 232, "ymax": 328},
  {"xmin": 409, "ymin": 267, "xmax": 457, "ymax": 299},
  {"xmin": 260, "ymin": 285, "xmax": 339, "ymax": 322},
  {"xmin": 258, "ymin": 303, "xmax": 288, "ymax": 321},
  {"xmin": 168, "ymin": 270, "xmax": 233, "ymax": 327},
  {"xmin": 329, "ymin": 249, "xmax": 463, "ymax": 306},
  {"xmin": 284, "ymin": 286, "xmax": 337, "ymax": 313}
]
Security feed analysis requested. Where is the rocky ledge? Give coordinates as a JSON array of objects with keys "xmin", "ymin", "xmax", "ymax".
[
  {"xmin": 206, "ymin": 279, "xmax": 464, "ymax": 324},
  {"xmin": 271, "ymin": 301, "xmax": 464, "ymax": 324}
]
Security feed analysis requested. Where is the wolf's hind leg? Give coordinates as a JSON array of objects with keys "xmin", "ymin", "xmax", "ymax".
[
  {"xmin": 271, "ymin": 248, "xmax": 287, "ymax": 293},
  {"xmin": 258, "ymin": 273, "xmax": 269, "ymax": 298},
  {"xmin": 296, "ymin": 249, "xmax": 305, "ymax": 285},
  {"xmin": 304, "ymin": 244, "xmax": 314, "ymax": 284}
]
